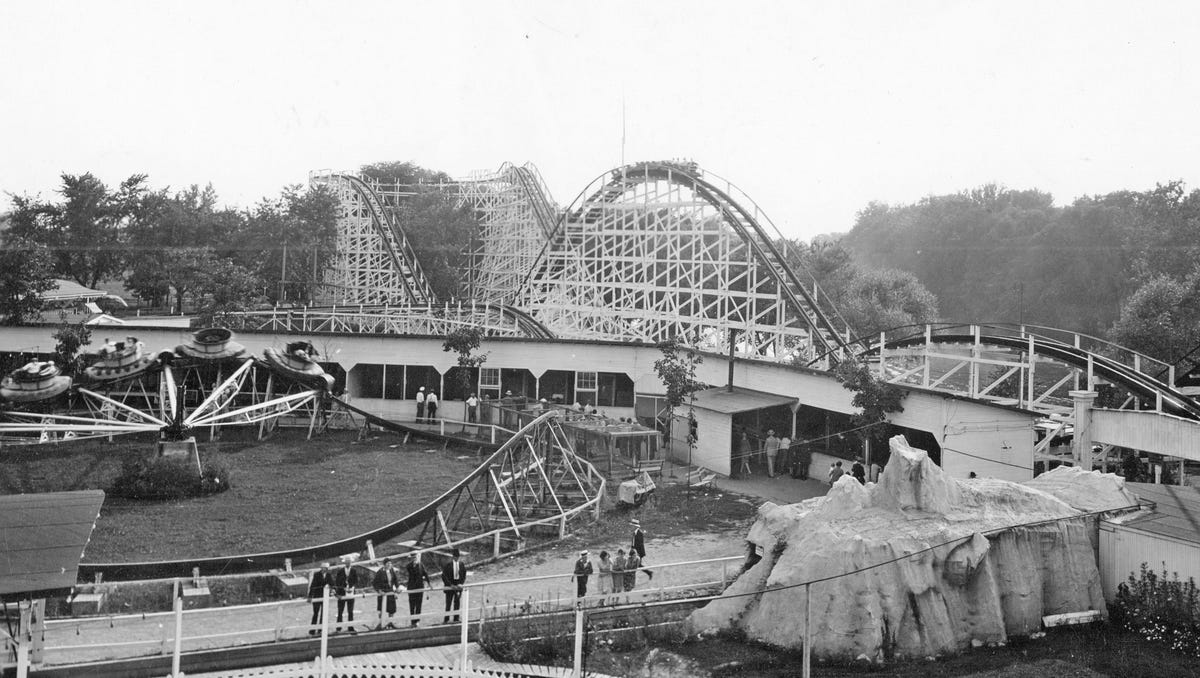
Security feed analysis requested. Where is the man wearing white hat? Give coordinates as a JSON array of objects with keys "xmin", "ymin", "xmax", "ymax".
[
  {"xmin": 631, "ymin": 519, "xmax": 653, "ymax": 580},
  {"xmin": 572, "ymin": 549, "xmax": 594, "ymax": 598}
]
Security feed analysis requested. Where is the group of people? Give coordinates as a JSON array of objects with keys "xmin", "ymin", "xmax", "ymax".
[
  {"xmin": 414, "ymin": 386, "xmax": 440, "ymax": 423},
  {"xmin": 305, "ymin": 548, "xmax": 469, "ymax": 634},
  {"xmin": 737, "ymin": 428, "xmax": 812, "ymax": 479},
  {"xmin": 572, "ymin": 518, "xmax": 653, "ymax": 599},
  {"xmin": 304, "ymin": 519, "xmax": 660, "ymax": 633},
  {"xmin": 827, "ymin": 459, "xmax": 867, "ymax": 485}
]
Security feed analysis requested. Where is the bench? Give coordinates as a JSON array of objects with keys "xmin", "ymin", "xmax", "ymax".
[
  {"xmin": 684, "ymin": 467, "xmax": 717, "ymax": 488},
  {"xmin": 631, "ymin": 458, "xmax": 664, "ymax": 479}
]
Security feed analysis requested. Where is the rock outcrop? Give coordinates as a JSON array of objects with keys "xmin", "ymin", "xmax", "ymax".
[{"xmin": 687, "ymin": 435, "xmax": 1139, "ymax": 661}]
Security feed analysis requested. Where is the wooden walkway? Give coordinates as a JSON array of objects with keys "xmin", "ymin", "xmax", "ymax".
[{"xmin": 185, "ymin": 642, "xmax": 615, "ymax": 678}]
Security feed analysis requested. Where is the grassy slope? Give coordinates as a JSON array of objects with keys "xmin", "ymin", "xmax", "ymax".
[{"xmin": 0, "ymin": 429, "xmax": 483, "ymax": 562}]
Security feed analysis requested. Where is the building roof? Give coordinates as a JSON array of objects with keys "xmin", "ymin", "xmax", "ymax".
[
  {"xmin": 1114, "ymin": 482, "xmax": 1200, "ymax": 545},
  {"xmin": 41, "ymin": 279, "xmax": 127, "ymax": 307},
  {"xmin": 0, "ymin": 490, "xmax": 105, "ymax": 601},
  {"xmin": 689, "ymin": 386, "xmax": 797, "ymax": 415}
]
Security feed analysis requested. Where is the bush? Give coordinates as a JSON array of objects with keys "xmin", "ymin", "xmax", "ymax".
[
  {"xmin": 480, "ymin": 609, "xmax": 582, "ymax": 664},
  {"xmin": 1112, "ymin": 563, "xmax": 1200, "ymax": 657},
  {"xmin": 110, "ymin": 455, "xmax": 232, "ymax": 500}
]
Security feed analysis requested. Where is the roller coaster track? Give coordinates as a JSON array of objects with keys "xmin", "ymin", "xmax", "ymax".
[
  {"xmin": 77, "ymin": 411, "xmax": 603, "ymax": 582},
  {"xmin": 460, "ymin": 162, "xmax": 560, "ymax": 304},
  {"xmin": 519, "ymin": 161, "xmax": 853, "ymax": 362},
  {"xmin": 218, "ymin": 302, "xmax": 555, "ymax": 339},
  {"xmin": 310, "ymin": 172, "xmax": 435, "ymax": 305},
  {"xmin": 507, "ymin": 163, "xmax": 558, "ymax": 239},
  {"xmin": 859, "ymin": 323, "xmax": 1200, "ymax": 420}
]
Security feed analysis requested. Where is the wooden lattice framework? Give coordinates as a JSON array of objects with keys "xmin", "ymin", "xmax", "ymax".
[
  {"xmin": 218, "ymin": 302, "xmax": 553, "ymax": 339},
  {"xmin": 459, "ymin": 163, "xmax": 559, "ymax": 304},
  {"xmin": 865, "ymin": 323, "xmax": 1200, "ymax": 466},
  {"xmin": 309, "ymin": 172, "xmax": 434, "ymax": 306},
  {"xmin": 520, "ymin": 162, "xmax": 853, "ymax": 363}
]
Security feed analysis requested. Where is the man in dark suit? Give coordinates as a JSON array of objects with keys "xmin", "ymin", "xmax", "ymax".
[
  {"xmin": 405, "ymin": 552, "xmax": 432, "ymax": 627},
  {"xmin": 631, "ymin": 518, "xmax": 653, "ymax": 580},
  {"xmin": 441, "ymin": 548, "xmax": 467, "ymax": 624},
  {"xmin": 333, "ymin": 560, "xmax": 359, "ymax": 633},
  {"xmin": 306, "ymin": 562, "xmax": 332, "ymax": 636}
]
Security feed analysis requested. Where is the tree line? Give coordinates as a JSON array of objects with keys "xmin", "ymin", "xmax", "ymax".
[
  {"xmin": 2, "ymin": 173, "xmax": 338, "ymax": 324},
  {"xmin": 836, "ymin": 181, "xmax": 1200, "ymax": 373}
]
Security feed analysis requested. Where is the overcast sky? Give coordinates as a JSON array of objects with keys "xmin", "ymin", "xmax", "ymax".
[{"xmin": 3, "ymin": 1, "xmax": 1199, "ymax": 241}]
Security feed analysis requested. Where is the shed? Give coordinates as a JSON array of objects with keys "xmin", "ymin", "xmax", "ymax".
[
  {"xmin": 1098, "ymin": 482, "xmax": 1200, "ymax": 601},
  {"xmin": 670, "ymin": 386, "xmax": 797, "ymax": 477}
]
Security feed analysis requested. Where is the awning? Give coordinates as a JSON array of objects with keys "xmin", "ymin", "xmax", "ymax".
[
  {"xmin": 0, "ymin": 490, "xmax": 105, "ymax": 601},
  {"xmin": 688, "ymin": 386, "xmax": 797, "ymax": 415},
  {"xmin": 41, "ymin": 280, "xmax": 128, "ymax": 307}
]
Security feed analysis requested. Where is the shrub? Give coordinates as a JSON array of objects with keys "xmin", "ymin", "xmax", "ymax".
[
  {"xmin": 110, "ymin": 455, "xmax": 232, "ymax": 500},
  {"xmin": 1112, "ymin": 563, "xmax": 1200, "ymax": 657}
]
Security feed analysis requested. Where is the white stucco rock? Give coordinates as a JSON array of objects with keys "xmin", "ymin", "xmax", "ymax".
[{"xmin": 687, "ymin": 435, "xmax": 1135, "ymax": 661}]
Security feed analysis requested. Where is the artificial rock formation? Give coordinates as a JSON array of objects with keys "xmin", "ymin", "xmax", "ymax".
[{"xmin": 687, "ymin": 435, "xmax": 1139, "ymax": 661}]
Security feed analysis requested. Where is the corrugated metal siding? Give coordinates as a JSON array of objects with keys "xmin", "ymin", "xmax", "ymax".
[
  {"xmin": 1099, "ymin": 521, "xmax": 1200, "ymax": 602},
  {"xmin": 1092, "ymin": 409, "xmax": 1200, "ymax": 462}
]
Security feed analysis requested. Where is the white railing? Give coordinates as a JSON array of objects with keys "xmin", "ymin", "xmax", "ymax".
[{"xmin": 17, "ymin": 554, "xmax": 744, "ymax": 676}]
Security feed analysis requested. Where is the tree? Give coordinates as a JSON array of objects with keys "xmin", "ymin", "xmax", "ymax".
[
  {"xmin": 358, "ymin": 161, "xmax": 478, "ymax": 301},
  {"xmin": 779, "ymin": 236, "xmax": 940, "ymax": 340},
  {"xmin": 653, "ymin": 339, "xmax": 705, "ymax": 448},
  {"xmin": 359, "ymin": 161, "xmax": 452, "ymax": 186},
  {"xmin": 833, "ymin": 357, "xmax": 906, "ymax": 460},
  {"xmin": 401, "ymin": 191, "xmax": 478, "ymax": 300},
  {"xmin": 442, "ymin": 326, "xmax": 488, "ymax": 404},
  {"xmin": 1107, "ymin": 273, "xmax": 1200, "ymax": 372},
  {"xmin": 838, "ymin": 268, "xmax": 940, "ymax": 337},
  {"xmin": 8, "ymin": 173, "xmax": 148, "ymax": 287},
  {"xmin": 0, "ymin": 235, "xmax": 55, "ymax": 324},
  {"xmin": 125, "ymin": 185, "xmax": 246, "ymax": 313},
  {"xmin": 194, "ymin": 258, "xmax": 266, "ymax": 327},
  {"xmin": 52, "ymin": 321, "xmax": 92, "ymax": 374},
  {"xmin": 237, "ymin": 184, "xmax": 339, "ymax": 305}
]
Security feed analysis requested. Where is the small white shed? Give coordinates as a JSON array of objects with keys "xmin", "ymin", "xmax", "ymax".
[
  {"xmin": 669, "ymin": 386, "xmax": 797, "ymax": 477},
  {"xmin": 1098, "ymin": 482, "xmax": 1200, "ymax": 602}
]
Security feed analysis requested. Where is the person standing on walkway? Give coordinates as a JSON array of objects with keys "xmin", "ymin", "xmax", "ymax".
[
  {"xmin": 333, "ymin": 560, "xmax": 359, "ymax": 633},
  {"xmin": 631, "ymin": 519, "xmax": 653, "ymax": 580},
  {"xmin": 441, "ymin": 548, "xmax": 467, "ymax": 624},
  {"xmin": 466, "ymin": 393, "xmax": 479, "ymax": 424},
  {"xmin": 415, "ymin": 386, "xmax": 426, "ymax": 423},
  {"xmin": 851, "ymin": 458, "xmax": 867, "ymax": 484},
  {"xmin": 597, "ymin": 550, "xmax": 613, "ymax": 600},
  {"xmin": 573, "ymin": 550, "xmax": 593, "ymax": 598},
  {"xmin": 611, "ymin": 549, "xmax": 627, "ymax": 594},
  {"xmin": 792, "ymin": 440, "xmax": 811, "ymax": 480},
  {"xmin": 306, "ymin": 562, "xmax": 332, "ymax": 636},
  {"xmin": 426, "ymin": 391, "xmax": 439, "ymax": 422},
  {"xmin": 829, "ymin": 460, "xmax": 845, "ymax": 485},
  {"xmin": 624, "ymin": 549, "xmax": 642, "ymax": 591},
  {"xmin": 405, "ymin": 553, "xmax": 431, "ymax": 627},
  {"xmin": 764, "ymin": 430, "xmax": 781, "ymax": 477},
  {"xmin": 778, "ymin": 435, "xmax": 791, "ymax": 477},
  {"xmin": 372, "ymin": 557, "xmax": 399, "ymax": 629}
]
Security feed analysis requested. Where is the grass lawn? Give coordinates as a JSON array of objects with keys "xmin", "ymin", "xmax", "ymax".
[{"xmin": 0, "ymin": 428, "xmax": 483, "ymax": 562}]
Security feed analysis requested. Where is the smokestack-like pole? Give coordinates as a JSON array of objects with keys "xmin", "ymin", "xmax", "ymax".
[{"xmin": 727, "ymin": 329, "xmax": 737, "ymax": 393}]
